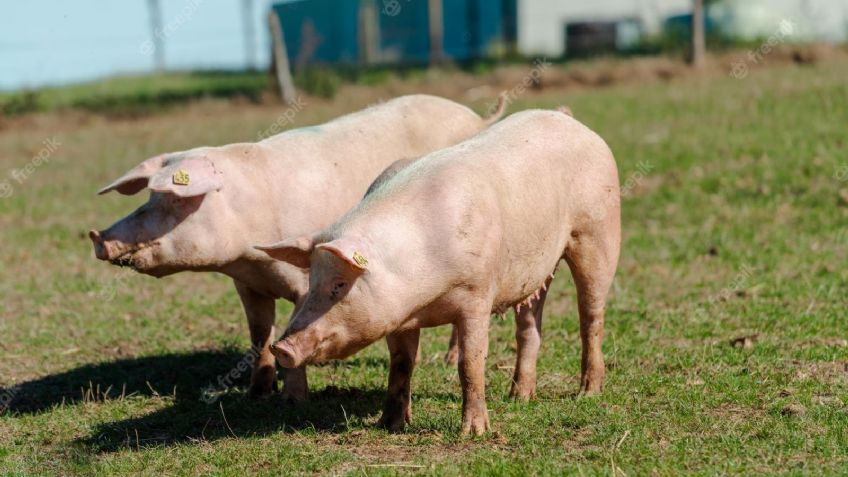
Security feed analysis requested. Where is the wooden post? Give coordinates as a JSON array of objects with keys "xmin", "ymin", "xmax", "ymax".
[
  {"xmin": 428, "ymin": 0, "xmax": 445, "ymax": 64},
  {"xmin": 358, "ymin": 0, "xmax": 379, "ymax": 65},
  {"xmin": 691, "ymin": 0, "xmax": 705, "ymax": 68},
  {"xmin": 268, "ymin": 11, "xmax": 297, "ymax": 104}
]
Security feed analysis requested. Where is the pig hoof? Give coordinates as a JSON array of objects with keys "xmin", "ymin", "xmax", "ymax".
[
  {"xmin": 377, "ymin": 396, "xmax": 411, "ymax": 432},
  {"xmin": 281, "ymin": 388, "xmax": 308, "ymax": 403},
  {"xmin": 508, "ymin": 385, "xmax": 536, "ymax": 402},
  {"xmin": 248, "ymin": 367, "xmax": 279, "ymax": 399},
  {"xmin": 247, "ymin": 384, "xmax": 276, "ymax": 399},
  {"xmin": 576, "ymin": 387, "xmax": 602, "ymax": 399},
  {"xmin": 376, "ymin": 412, "xmax": 408, "ymax": 433},
  {"xmin": 460, "ymin": 410, "xmax": 490, "ymax": 436}
]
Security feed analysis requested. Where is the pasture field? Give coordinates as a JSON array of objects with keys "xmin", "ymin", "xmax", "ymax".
[{"xmin": 0, "ymin": 57, "xmax": 846, "ymax": 476}]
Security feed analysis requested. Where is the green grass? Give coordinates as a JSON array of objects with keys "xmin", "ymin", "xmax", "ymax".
[
  {"xmin": 1, "ymin": 58, "xmax": 847, "ymax": 476},
  {"xmin": 0, "ymin": 71, "xmax": 270, "ymax": 116}
]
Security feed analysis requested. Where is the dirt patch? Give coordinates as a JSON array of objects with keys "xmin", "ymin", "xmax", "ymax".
[
  {"xmin": 706, "ymin": 402, "xmax": 766, "ymax": 423},
  {"xmin": 326, "ymin": 436, "xmax": 487, "ymax": 475},
  {"xmin": 798, "ymin": 338, "xmax": 848, "ymax": 349},
  {"xmin": 349, "ymin": 43, "xmax": 848, "ymax": 105},
  {"xmin": 790, "ymin": 360, "xmax": 848, "ymax": 384}
]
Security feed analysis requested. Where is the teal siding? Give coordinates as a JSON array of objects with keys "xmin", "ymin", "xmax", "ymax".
[{"xmin": 272, "ymin": 0, "xmax": 516, "ymax": 67}]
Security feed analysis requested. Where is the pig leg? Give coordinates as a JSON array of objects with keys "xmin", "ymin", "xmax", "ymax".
[
  {"xmin": 234, "ymin": 281, "xmax": 279, "ymax": 398},
  {"xmin": 509, "ymin": 287, "xmax": 548, "ymax": 401},
  {"xmin": 377, "ymin": 329, "xmax": 420, "ymax": 432},
  {"xmin": 457, "ymin": 310, "xmax": 491, "ymax": 436},
  {"xmin": 444, "ymin": 326, "xmax": 459, "ymax": 365},
  {"xmin": 564, "ymin": 224, "xmax": 620, "ymax": 396},
  {"xmin": 281, "ymin": 367, "xmax": 309, "ymax": 402}
]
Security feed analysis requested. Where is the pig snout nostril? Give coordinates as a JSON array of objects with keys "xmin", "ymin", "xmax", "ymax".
[
  {"xmin": 270, "ymin": 341, "xmax": 299, "ymax": 368},
  {"xmin": 89, "ymin": 230, "xmax": 111, "ymax": 261}
]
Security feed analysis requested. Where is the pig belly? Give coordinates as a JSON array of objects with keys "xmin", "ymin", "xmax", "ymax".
[
  {"xmin": 492, "ymin": 235, "xmax": 568, "ymax": 314},
  {"xmin": 489, "ymin": 174, "xmax": 574, "ymax": 312}
]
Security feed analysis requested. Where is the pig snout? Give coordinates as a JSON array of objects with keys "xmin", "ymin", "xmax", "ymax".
[
  {"xmin": 270, "ymin": 324, "xmax": 323, "ymax": 368},
  {"xmin": 89, "ymin": 230, "xmax": 113, "ymax": 261},
  {"xmin": 269, "ymin": 339, "xmax": 304, "ymax": 368},
  {"xmin": 89, "ymin": 229, "xmax": 134, "ymax": 262}
]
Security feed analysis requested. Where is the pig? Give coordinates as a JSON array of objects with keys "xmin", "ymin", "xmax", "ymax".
[
  {"xmin": 89, "ymin": 94, "xmax": 506, "ymax": 401},
  {"xmin": 256, "ymin": 107, "xmax": 620, "ymax": 434}
]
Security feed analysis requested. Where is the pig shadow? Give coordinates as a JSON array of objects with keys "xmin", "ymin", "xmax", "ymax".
[
  {"xmin": 5, "ymin": 349, "xmax": 247, "ymax": 414},
  {"xmin": 82, "ymin": 384, "xmax": 386, "ymax": 452},
  {"xmin": 4, "ymin": 349, "xmax": 387, "ymax": 452}
]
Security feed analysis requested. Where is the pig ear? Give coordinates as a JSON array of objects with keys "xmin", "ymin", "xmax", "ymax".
[
  {"xmin": 254, "ymin": 236, "xmax": 314, "ymax": 268},
  {"xmin": 148, "ymin": 157, "xmax": 223, "ymax": 197},
  {"xmin": 317, "ymin": 238, "xmax": 370, "ymax": 272},
  {"xmin": 97, "ymin": 155, "xmax": 166, "ymax": 195}
]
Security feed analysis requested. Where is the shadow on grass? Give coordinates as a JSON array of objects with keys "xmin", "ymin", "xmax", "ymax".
[
  {"xmin": 6, "ymin": 349, "xmax": 249, "ymax": 413},
  {"xmin": 3, "ymin": 349, "xmax": 389, "ymax": 452},
  {"xmin": 81, "ymin": 384, "xmax": 386, "ymax": 452}
]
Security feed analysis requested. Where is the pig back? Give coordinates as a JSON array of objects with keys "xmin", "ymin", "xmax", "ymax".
[
  {"xmin": 253, "ymin": 95, "xmax": 492, "ymax": 238},
  {"xmin": 401, "ymin": 109, "xmax": 618, "ymax": 307}
]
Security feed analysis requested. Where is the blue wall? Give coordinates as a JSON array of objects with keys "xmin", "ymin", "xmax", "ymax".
[
  {"xmin": 274, "ymin": 0, "xmax": 361, "ymax": 66},
  {"xmin": 378, "ymin": 0, "xmax": 431, "ymax": 63},
  {"xmin": 272, "ymin": 0, "xmax": 516, "ymax": 67}
]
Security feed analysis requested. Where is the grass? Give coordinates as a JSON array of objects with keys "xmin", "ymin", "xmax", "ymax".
[
  {"xmin": 0, "ymin": 71, "xmax": 270, "ymax": 116},
  {"xmin": 1, "ymin": 57, "xmax": 847, "ymax": 476}
]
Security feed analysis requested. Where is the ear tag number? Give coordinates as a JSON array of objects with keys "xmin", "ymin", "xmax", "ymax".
[
  {"xmin": 172, "ymin": 170, "xmax": 190, "ymax": 186},
  {"xmin": 352, "ymin": 251, "xmax": 369, "ymax": 268}
]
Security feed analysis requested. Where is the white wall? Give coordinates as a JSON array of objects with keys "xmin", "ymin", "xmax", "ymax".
[
  {"xmin": 517, "ymin": 0, "xmax": 692, "ymax": 57},
  {"xmin": 517, "ymin": 0, "xmax": 848, "ymax": 57},
  {"xmin": 708, "ymin": 0, "xmax": 848, "ymax": 41}
]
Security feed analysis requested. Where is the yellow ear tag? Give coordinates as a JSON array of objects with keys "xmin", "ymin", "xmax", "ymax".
[
  {"xmin": 172, "ymin": 170, "xmax": 190, "ymax": 186},
  {"xmin": 352, "ymin": 251, "xmax": 369, "ymax": 268}
]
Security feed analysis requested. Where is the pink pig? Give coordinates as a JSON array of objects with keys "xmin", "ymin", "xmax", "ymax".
[
  {"xmin": 257, "ymin": 108, "xmax": 620, "ymax": 434},
  {"xmin": 89, "ymin": 95, "xmax": 505, "ymax": 401}
]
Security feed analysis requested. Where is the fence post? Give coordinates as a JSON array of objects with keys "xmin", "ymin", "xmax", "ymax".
[
  {"xmin": 359, "ymin": 0, "xmax": 379, "ymax": 66},
  {"xmin": 428, "ymin": 0, "xmax": 445, "ymax": 64},
  {"xmin": 268, "ymin": 11, "xmax": 298, "ymax": 104},
  {"xmin": 691, "ymin": 0, "xmax": 706, "ymax": 67}
]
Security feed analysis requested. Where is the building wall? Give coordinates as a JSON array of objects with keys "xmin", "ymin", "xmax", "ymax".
[
  {"xmin": 517, "ymin": 0, "xmax": 691, "ymax": 57},
  {"xmin": 708, "ymin": 0, "xmax": 848, "ymax": 42},
  {"xmin": 516, "ymin": 0, "xmax": 848, "ymax": 57}
]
